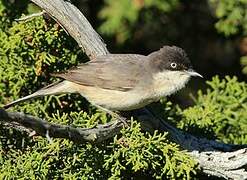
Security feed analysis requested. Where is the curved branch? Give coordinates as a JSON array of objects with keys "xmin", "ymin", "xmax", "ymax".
[
  {"xmin": 142, "ymin": 109, "xmax": 247, "ymax": 179},
  {"xmin": 0, "ymin": 109, "xmax": 124, "ymax": 143}
]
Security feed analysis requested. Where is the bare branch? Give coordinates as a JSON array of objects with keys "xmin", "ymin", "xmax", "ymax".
[
  {"xmin": 139, "ymin": 109, "xmax": 247, "ymax": 179},
  {"xmin": 15, "ymin": 11, "xmax": 46, "ymax": 22},
  {"xmin": 0, "ymin": 109, "xmax": 125, "ymax": 143}
]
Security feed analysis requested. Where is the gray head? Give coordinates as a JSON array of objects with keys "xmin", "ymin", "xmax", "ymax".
[{"xmin": 148, "ymin": 46, "xmax": 202, "ymax": 77}]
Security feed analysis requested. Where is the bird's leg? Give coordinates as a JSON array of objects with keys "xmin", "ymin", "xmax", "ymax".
[{"xmin": 94, "ymin": 105, "xmax": 128, "ymax": 126}]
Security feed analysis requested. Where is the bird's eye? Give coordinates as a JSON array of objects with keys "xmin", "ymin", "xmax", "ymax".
[{"xmin": 170, "ymin": 62, "xmax": 177, "ymax": 69}]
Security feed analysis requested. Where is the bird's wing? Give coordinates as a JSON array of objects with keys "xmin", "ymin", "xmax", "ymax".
[{"xmin": 52, "ymin": 54, "xmax": 148, "ymax": 91}]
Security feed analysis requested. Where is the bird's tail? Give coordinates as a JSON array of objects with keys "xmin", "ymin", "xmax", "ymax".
[{"xmin": 3, "ymin": 80, "xmax": 76, "ymax": 109}]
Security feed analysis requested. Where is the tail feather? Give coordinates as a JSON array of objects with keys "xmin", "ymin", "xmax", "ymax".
[{"xmin": 3, "ymin": 80, "xmax": 76, "ymax": 109}]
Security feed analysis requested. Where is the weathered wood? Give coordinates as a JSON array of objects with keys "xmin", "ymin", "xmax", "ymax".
[{"xmin": 0, "ymin": 109, "xmax": 125, "ymax": 143}]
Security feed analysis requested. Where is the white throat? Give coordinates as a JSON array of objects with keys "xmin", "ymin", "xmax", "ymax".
[{"xmin": 152, "ymin": 70, "xmax": 191, "ymax": 98}]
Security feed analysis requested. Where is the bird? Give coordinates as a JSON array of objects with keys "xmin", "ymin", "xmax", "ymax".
[{"xmin": 3, "ymin": 46, "xmax": 202, "ymax": 114}]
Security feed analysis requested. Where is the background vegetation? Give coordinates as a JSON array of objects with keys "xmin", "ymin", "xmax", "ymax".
[{"xmin": 0, "ymin": 0, "xmax": 246, "ymax": 179}]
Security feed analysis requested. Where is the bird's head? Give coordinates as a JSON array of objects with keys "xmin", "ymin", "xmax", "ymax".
[
  {"xmin": 148, "ymin": 46, "xmax": 202, "ymax": 96},
  {"xmin": 148, "ymin": 45, "xmax": 202, "ymax": 78}
]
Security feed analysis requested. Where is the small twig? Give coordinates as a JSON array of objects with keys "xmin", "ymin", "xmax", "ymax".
[
  {"xmin": 15, "ymin": 11, "xmax": 46, "ymax": 22},
  {"xmin": 45, "ymin": 129, "xmax": 53, "ymax": 143}
]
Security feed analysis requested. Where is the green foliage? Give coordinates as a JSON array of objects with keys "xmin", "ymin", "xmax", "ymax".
[
  {"xmin": 209, "ymin": 0, "xmax": 247, "ymax": 75},
  {"xmin": 241, "ymin": 55, "xmax": 247, "ymax": 75},
  {"xmin": 98, "ymin": 0, "xmax": 179, "ymax": 43},
  {"xmin": 104, "ymin": 121, "xmax": 196, "ymax": 179},
  {"xmin": 178, "ymin": 76, "xmax": 247, "ymax": 144},
  {"xmin": 0, "ymin": 3, "xmax": 86, "ymax": 114},
  {"xmin": 209, "ymin": 0, "xmax": 247, "ymax": 36},
  {"xmin": 0, "ymin": 2, "xmax": 196, "ymax": 179},
  {"xmin": 99, "ymin": 0, "xmax": 247, "ymax": 42},
  {"xmin": 0, "ymin": 111, "xmax": 109, "ymax": 179},
  {"xmin": 0, "ymin": 118, "xmax": 197, "ymax": 179}
]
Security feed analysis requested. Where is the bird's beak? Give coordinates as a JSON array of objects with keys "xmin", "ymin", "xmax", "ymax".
[{"xmin": 186, "ymin": 69, "xmax": 203, "ymax": 78}]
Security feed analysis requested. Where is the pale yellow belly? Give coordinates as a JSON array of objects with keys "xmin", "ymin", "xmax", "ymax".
[{"xmin": 74, "ymin": 84, "xmax": 154, "ymax": 111}]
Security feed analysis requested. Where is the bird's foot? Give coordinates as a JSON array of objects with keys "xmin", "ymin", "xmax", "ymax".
[
  {"xmin": 94, "ymin": 105, "xmax": 129, "ymax": 127},
  {"xmin": 111, "ymin": 113, "xmax": 129, "ymax": 127}
]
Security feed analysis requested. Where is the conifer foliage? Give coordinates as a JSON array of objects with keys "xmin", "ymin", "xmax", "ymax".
[{"xmin": 0, "ymin": 1, "xmax": 246, "ymax": 179}]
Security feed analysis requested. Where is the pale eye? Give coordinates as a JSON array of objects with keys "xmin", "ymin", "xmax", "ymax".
[{"xmin": 170, "ymin": 62, "xmax": 177, "ymax": 69}]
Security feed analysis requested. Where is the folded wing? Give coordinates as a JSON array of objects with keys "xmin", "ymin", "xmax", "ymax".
[{"xmin": 52, "ymin": 54, "xmax": 147, "ymax": 91}]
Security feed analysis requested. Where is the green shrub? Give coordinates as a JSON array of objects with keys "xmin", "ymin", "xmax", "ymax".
[{"xmin": 178, "ymin": 76, "xmax": 247, "ymax": 144}]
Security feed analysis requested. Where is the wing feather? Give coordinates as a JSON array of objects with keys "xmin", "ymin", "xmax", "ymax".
[{"xmin": 52, "ymin": 54, "xmax": 148, "ymax": 91}]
